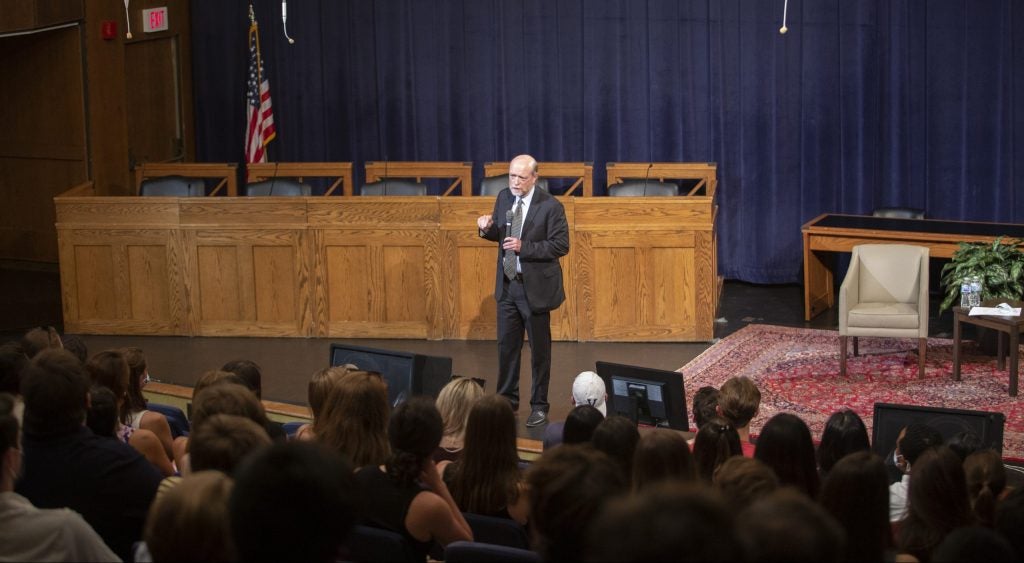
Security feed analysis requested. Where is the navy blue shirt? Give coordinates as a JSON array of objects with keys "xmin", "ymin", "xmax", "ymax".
[{"xmin": 16, "ymin": 425, "xmax": 162, "ymax": 561}]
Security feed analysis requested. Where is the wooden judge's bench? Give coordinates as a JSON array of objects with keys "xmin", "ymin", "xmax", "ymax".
[{"xmin": 54, "ymin": 162, "xmax": 719, "ymax": 342}]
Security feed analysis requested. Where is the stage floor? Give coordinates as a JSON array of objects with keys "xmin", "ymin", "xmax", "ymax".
[{"xmin": 0, "ymin": 263, "xmax": 956, "ymax": 440}]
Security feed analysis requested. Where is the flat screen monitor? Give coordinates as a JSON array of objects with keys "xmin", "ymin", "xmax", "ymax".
[
  {"xmin": 871, "ymin": 402, "xmax": 1005, "ymax": 458},
  {"xmin": 595, "ymin": 361, "xmax": 687, "ymax": 430},
  {"xmin": 329, "ymin": 343, "xmax": 452, "ymax": 407}
]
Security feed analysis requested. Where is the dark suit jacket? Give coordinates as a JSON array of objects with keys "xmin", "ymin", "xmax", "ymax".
[{"xmin": 480, "ymin": 187, "xmax": 570, "ymax": 313}]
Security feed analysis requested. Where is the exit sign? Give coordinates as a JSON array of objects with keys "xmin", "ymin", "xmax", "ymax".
[{"xmin": 142, "ymin": 7, "xmax": 169, "ymax": 33}]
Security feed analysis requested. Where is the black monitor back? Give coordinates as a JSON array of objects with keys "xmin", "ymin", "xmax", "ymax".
[
  {"xmin": 595, "ymin": 361, "xmax": 687, "ymax": 430},
  {"xmin": 871, "ymin": 402, "xmax": 1005, "ymax": 458},
  {"xmin": 329, "ymin": 343, "xmax": 452, "ymax": 406}
]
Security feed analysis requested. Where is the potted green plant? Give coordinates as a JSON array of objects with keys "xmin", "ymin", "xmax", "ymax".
[{"xmin": 939, "ymin": 236, "xmax": 1024, "ymax": 313}]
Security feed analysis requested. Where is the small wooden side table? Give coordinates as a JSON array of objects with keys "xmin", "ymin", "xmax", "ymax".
[{"xmin": 952, "ymin": 299, "xmax": 1024, "ymax": 397}]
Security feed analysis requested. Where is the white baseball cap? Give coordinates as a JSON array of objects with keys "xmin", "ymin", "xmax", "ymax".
[{"xmin": 572, "ymin": 371, "xmax": 607, "ymax": 416}]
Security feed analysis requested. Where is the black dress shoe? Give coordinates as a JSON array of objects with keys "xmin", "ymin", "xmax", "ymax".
[{"xmin": 525, "ymin": 410, "xmax": 548, "ymax": 427}]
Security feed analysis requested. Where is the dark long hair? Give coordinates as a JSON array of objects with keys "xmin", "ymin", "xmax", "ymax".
[
  {"xmin": 85, "ymin": 350, "xmax": 132, "ymax": 427},
  {"xmin": 634, "ymin": 428, "xmax": 697, "ymax": 490},
  {"xmin": 386, "ymin": 397, "xmax": 443, "ymax": 487},
  {"xmin": 819, "ymin": 451, "xmax": 893, "ymax": 562},
  {"xmin": 692, "ymin": 417, "xmax": 742, "ymax": 483},
  {"xmin": 964, "ymin": 449, "xmax": 1006, "ymax": 528},
  {"xmin": 315, "ymin": 370, "xmax": 390, "ymax": 468},
  {"xmin": 817, "ymin": 409, "xmax": 870, "ymax": 476},
  {"xmin": 755, "ymin": 413, "xmax": 820, "ymax": 498},
  {"xmin": 447, "ymin": 394, "xmax": 520, "ymax": 513},
  {"xmin": 122, "ymin": 347, "xmax": 148, "ymax": 412},
  {"xmin": 898, "ymin": 446, "xmax": 974, "ymax": 562}
]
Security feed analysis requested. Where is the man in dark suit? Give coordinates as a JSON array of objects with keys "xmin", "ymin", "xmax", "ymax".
[{"xmin": 477, "ymin": 154, "xmax": 570, "ymax": 427}]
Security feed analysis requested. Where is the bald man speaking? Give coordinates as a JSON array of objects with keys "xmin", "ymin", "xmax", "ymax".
[{"xmin": 476, "ymin": 155, "xmax": 569, "ymax": 427}]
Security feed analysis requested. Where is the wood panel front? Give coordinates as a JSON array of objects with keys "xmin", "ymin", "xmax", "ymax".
[{"xmin": 56, "ymin": 193, "xmax": 718, "ymax": 342}]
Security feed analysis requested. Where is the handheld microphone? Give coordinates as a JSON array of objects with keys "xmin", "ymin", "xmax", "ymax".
[
  {"xmin": 505, "ymin": 209, "xmax": 514, "ymax": 238},
  {"xmin": 282, "ymin": 0, "xmax": 295, "ymax": 43}
]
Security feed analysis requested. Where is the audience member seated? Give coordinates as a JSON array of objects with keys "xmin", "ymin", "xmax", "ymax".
[
  {"xmin": 144, "ymin": 470, "xmax": 235, "ymax": 562},
  {"xmin": 754, "ymin": 413, "xmax": 820, "ymax": 498},
  {"xmin": 527, "ymin": 445, "xmax": 627, "ymax": 562},
  {"xmin": 60, "ymin": 334, "xmax": 88, "ymax": 364},
  {"xmin": 85, "ymin": 352, "xmax": 175, "ymax": 476},
  {"xmin": 294, "ymin": 364, "xmax": 355, "ymax": 441},
  {"xmin": 542, "ymin": 370, "xmax": 607, "ymax": 449},
  {"xmin": 692, "ymin": 417, "xmax": 742, "ymax": 483},
  {"xmin": 177, "ymin": 381, "xmax": 273, "ymax": 474},
  {"xmin": 994, "ymin": 487, "xmax": 1024, "ymax": 559},
  {"xmin": 688, "ymin": 385, "xmax": 720, "ymax": 445},
  {"xmin": 889, "ymin": 423, "xmax": 944, "ymax": 522},
  {"xmin": 632, "ymin": 428, "xmax": 697, "ymax": 491},
  {"xmin": 590, "ymin": 415, "xmax": 640, "ymax": 483},
  {"xmin": 711, "ymin": 456, "xmax": 778, "ymax": 512},
  {"xmin": 191, "ymin": 369, "xmax": 246, "ymax": 398},
  {"xmin": 354, "ymin": 397, "xmax": 472, "ymax": 559},
  {"xmin": 190, "ymin": 414, "xmax": 271, "ymax": 474},
  {"xmin": 0, "ymin": 392, "xmax": 120, "ymax": 562},
  {"xmin": 231, "ymin": 441, "xmax": 358, "ymax": 563},
  {"xmin": 562, "ymin": 404, "xmax": 605, "ymax": 445},
  {"xmin": 717, "ymin": 376, "xmax": 760, "ymax": 456},
  {"xmin": 931, "ymin": 526, "xmax": 1016, "ymax": 563},
  {"xmin": 897, "ymin": 446, "xmax": 973, "ymax": 563},
  {"xmin": 16, "ymin": 349, "xmax": 161, "ymax": 561},
  {"xmin": 738, "ymin": 488, "xmax": 845, "ymax": 562},
  {"xmin": 443, "ymin": 394, "xmax": 528, "ymax": 524},
  {"xmin": 85, "ymin": 385, "xmax": 172, "ymax": 475},
  {"xmin": 434, "ymin": 376, "xmax": 485, "ymax": 462},
  {"xmin": 316, "ymin": 370, "xmax": 391, "ymax": 468},
  {"xmin": 122, "ymin": 347, "xmax": 175, "ymax": 460},
  {"xmin": 963, "ymin": 449, "xmax": 1005, "ymax": 528},
  {"xmin": 818, "ymin": 451, "xmax": 894, "ymax": 562},
  {"xmin": 816, "ymin": 409, "xmax": 870, "ymax": 478},
  {"xmin": 21, "ymin": 326, "xmax": 62, "ymax": 359},
  {"xmin": 946, "ymin": 431, "xmax": 984, "ymax": 462},
  {"xmin": 221, "ymin": 359, "xmax": 286, "ymax": 441},
  {"xmin": 586, "ymin": 483, "xmax": 739, "ymax": 562},
  {"xmin": 0, "ymin": 342, "xmax": 27, "ymax": 423}
]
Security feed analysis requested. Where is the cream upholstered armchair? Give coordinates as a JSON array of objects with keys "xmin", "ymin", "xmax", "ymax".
[{"xmin": 839, "ymin": 244, "xmax": 929, "ymax": 378}]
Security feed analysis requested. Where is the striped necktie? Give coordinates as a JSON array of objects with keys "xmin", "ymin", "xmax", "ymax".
[{"xmin": 503, "ymin": 198, "xmax": 523, "ymax": 280}]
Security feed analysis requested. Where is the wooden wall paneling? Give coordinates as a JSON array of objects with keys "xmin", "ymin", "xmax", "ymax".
[
  {"xmin": 56, "ymin": 228, "xmax": 183, "ymax": 334},
  {"xmin": 310, "ymin": 198, "xmax": 442, "ymax": 339},
  {"xmin": 0, "ymin": 1, "xmax": 83, "ymax": 33},
  {"xmin": 189, "ymin": 228, "xmax": 311, "ymax": 337},
  {"xmin": 83, "ymin": 0, "xmax": 130, "ymax": 195},
  {"xmin": 440, "ymin": 199, "xmax": 501, "ymax": 339},
  {"xmin": 0, "ymin": 25, "xmax": 88, "ymax": 260}
]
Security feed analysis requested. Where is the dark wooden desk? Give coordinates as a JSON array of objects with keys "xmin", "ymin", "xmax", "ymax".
[
  {"xmin": 801, "ymin": 214, "xmax": 1024, "ymax": 320},
  {"xmin": 953, "ymin": 300, "xmax": 1024, "ymax": 397}
]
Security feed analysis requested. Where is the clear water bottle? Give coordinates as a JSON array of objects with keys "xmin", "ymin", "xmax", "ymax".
[
  {"xmin": 960, "ymin": 278, "xmax": 973, "ymax": 308},
  {"xmin": 969, "ymin": 276, "xmax": 983, "ymax": 307}
]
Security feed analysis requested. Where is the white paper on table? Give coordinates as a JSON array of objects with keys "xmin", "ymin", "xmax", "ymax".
[{"xmin": 968, "ymin": 303, "xmax": 1022, "ymax": 317}]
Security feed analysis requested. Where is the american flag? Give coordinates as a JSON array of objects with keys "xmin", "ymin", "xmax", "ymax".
[{"xmin": 245, "ymin": 16, "xmax": 275, "ymax": 166}]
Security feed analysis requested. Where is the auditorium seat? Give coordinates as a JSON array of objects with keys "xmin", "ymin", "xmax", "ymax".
[
  {"xmin": 444, "ymin": 541, "xmax": 541, "ymax": 563},
  {"xmin": 345, "ymin": 525, "xmax": 420, "ymax": 563},
  {"xmin": 463, "ymin": 513, "xmax": 529, "ymax": 549},
  {"xmin": 138, "ymin": 176, "xmax": 206, "ymax": 197},
  {"xmin": 360, "ymin": 179, "xmax": 428, "ymax": 196},
  {"xmin": 243, "ymin": 178, "xmax": 312, "ymax": 196},
  {"xmin": 606, "ymin": 180, "xmax": 679, "ymax": 196},
  {"xmin": 479, "ymin": 175, "xmax": 549, "ymax": 196}
]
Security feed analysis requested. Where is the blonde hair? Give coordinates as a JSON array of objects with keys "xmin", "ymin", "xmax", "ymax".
[
  {"xmin": 145, "ymin": 471, "xmax": 235, "ymax": 561},
  {"xmin": 314, "ymin": 370, "xmax": 390, "ymax": 468},
  {"xmin": 435, "ymin": 377, "xmax": 485, "ymax": 441}
]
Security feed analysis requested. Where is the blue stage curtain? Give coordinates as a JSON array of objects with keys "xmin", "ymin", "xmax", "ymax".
[{"xmin": 191, "ymin": 0, "xmax": 1023, "ymax": 283}]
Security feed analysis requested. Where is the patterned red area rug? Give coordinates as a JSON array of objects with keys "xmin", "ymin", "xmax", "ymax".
[{"xmin": 679, "ymin": 324, "xmax": 1024, "ymax": 461}]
